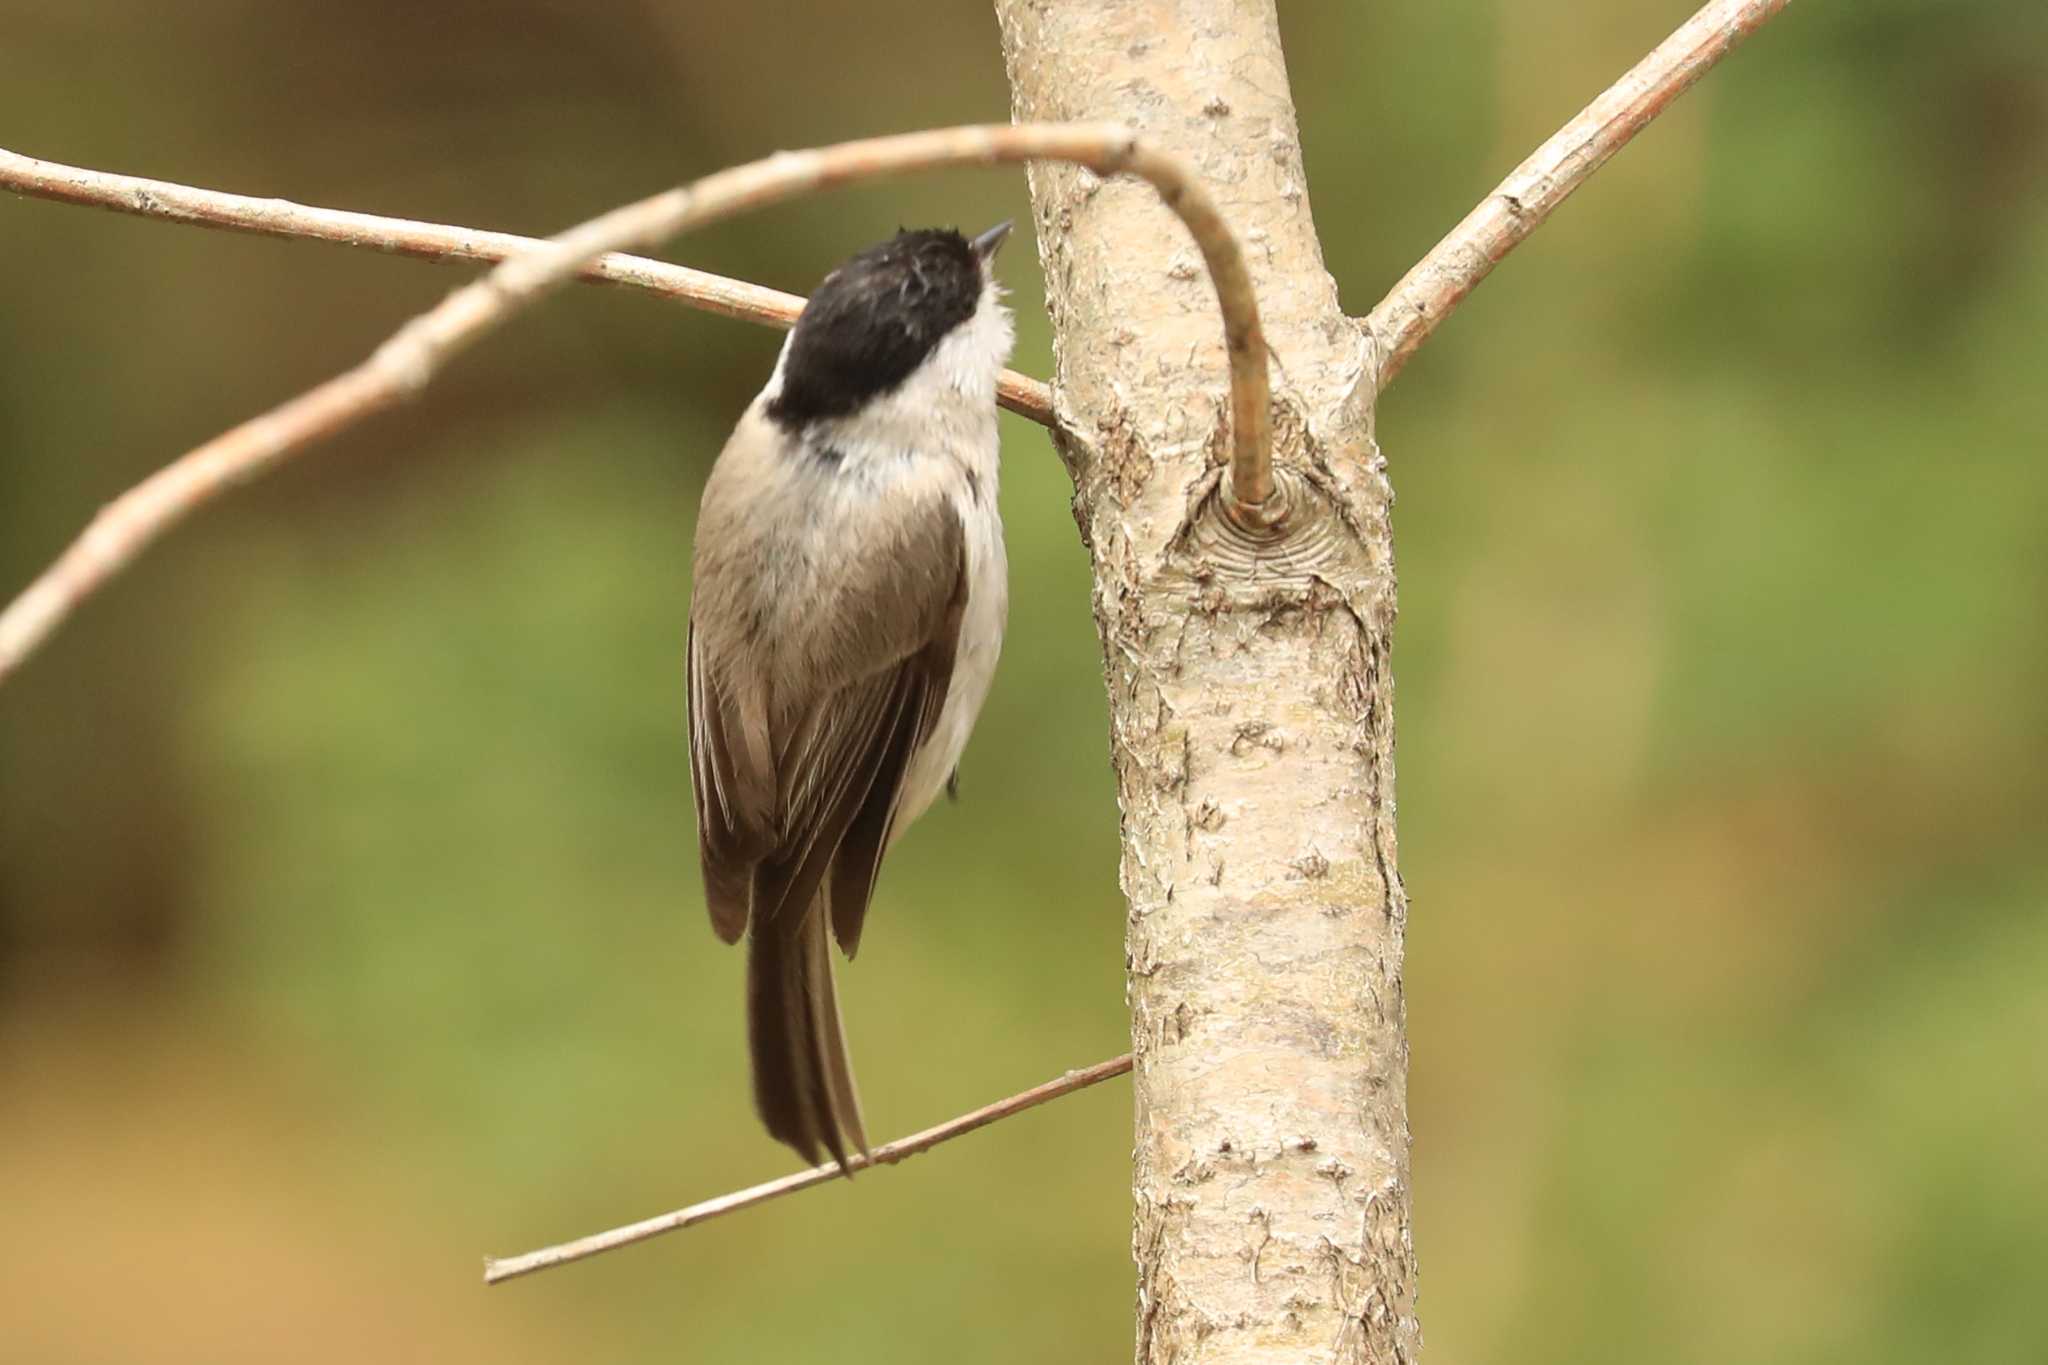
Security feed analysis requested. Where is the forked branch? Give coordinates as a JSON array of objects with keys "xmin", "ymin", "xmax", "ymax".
[
  {"xmin": 0, "ymin": 123, "xmax": 1272, "ymax": 684},
  {"xmin": 1363, "ymin": 0, "xmax": 1792, "ymax": 388},
  {"xmin": 0, "ymin": 0, "xmax": 1797, "ymax": 676}
]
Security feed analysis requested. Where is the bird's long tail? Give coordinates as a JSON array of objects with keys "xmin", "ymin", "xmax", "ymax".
[{"xmin": 746, "ymin": 902, "xmax": 868, "ymax": 1173}]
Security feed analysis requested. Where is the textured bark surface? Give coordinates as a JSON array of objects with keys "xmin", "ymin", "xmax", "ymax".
[{"xmin": 996, "ymin": 3, "xmax": 1420, "ymax": 1361}]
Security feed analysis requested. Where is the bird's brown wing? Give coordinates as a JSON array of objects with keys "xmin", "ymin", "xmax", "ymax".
[
  {"xmin": 687, "ymin": 617, "xmax": 773, "ymax": 944},
  {"xmin": 686, "ymin": 487, "xmax": 966, "ymax": 1168},
  {"xmin": 688, "ymin": 488, "xmax": 966, "ymax": 940},
  {"xmin": 754, "ymin": 490, "xmax": 965, "ymax": 930}
]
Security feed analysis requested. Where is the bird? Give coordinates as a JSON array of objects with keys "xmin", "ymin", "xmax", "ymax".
[{"xmin": 686, "ymin": 222, "xmax": 1015, "ymax": 1172}]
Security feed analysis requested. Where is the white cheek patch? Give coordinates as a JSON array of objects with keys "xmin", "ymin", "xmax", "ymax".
[{"xmin": 921, "ymin": 284, "xmax": 1015, "ymax": 400}]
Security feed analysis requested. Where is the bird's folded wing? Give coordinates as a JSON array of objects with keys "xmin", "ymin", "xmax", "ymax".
[
  {"xmin": 689, "ymin": 617, "xmax": 773, "ymax": 943},
  {"xmin": 689, "ymin": 488, "xmax": 967, "ymax": 950}
]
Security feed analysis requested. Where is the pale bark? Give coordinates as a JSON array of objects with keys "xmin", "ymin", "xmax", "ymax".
[{"xmin": 996, "ymin": 3, "xmax": 1417, "ymax": 1361}]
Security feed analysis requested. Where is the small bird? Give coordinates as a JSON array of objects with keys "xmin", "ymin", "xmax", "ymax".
[{"xmin": 686, "ymin": 223, "xmax": 1015, "ymax": 1171}]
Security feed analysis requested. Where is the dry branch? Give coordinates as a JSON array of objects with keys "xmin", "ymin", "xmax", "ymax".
[
  {"xmin": 0, "ymin": 123, "xmax": 1272, "ymax": 684},
  {"xmin": 1363, "ymin": 0, "xmax": 1792, "ymax": 387},
  {"xmin": 484, "ymin": 1053, "xmax": 1132, "ymax": 1284},
  {"xmin": 0, "ymin": 145, "xmax": 1053, "ymax": 424}
]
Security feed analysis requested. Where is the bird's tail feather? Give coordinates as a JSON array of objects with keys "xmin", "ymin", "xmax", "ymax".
[{"xmin": 747, "ymin": 903, "xmax": 868, "ymax": 1173}]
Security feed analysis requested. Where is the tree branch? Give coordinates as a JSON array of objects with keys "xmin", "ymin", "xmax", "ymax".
[
  {"xmin": 483, "ymin": 1053, "xmax": 1133, "ymax": 1285},
  {"xmin": 0, "ymin": 122, "xmax": 1271, "ymax": 684},
  {"xmin": 1363, "ymin": 0, "xmax": 1791, "ymax": 389},
  {"xmin": 0, "ymin": 144, "xmax": 1054, "ymax": 424}
]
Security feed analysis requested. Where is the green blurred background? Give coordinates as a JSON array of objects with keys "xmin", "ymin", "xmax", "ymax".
[{"xmin": 3, "ymin": 1, "xmax": 2044, "ymax": 1360}]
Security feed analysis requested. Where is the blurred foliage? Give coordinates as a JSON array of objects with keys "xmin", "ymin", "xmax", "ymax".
[{"xmin": 2, "ymin": 1, "xmax": 2044, "ymax": 1362}]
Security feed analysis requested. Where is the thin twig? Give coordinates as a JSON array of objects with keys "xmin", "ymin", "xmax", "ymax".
[
  {"xmin": 0, "ymin": 145, "xmax": 1053, "ymax": 424},
  {"xmin": 0, "ymin": 123, "xmax": 1270, "ymax": 683},
  {"xmin": 1362, "ymin": 0, "xmax": 1791, "ymax": 389},
  {"xmin": 483, "ymin": 1053, "xmax": 1133, "ymax": 1284}
]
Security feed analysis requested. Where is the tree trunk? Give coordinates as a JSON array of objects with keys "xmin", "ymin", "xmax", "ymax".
[{"xmin": 995, "ymin": 3, "xmax": 1420, "ymax": 1361}]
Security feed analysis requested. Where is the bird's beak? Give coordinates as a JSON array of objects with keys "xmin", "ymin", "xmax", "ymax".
[{"xmin": 970, "ymin": 220, "xmax": 1014, "ymax": 261}]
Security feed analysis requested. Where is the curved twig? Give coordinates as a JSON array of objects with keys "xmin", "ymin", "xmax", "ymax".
[
  {"xmin": 484, "ymin": 1053, "xmax": 1132, "ymax": 1284},
  {"xmin": 1362, "ymin": 0, "xmax": 1791, "ymax": 389},
  {"xmin": 0, "ymin": 146, "xmax": 1053, "ymax": 424},
  {"xmin": 0, "ymin": 124, "xmax": 1271, "ymax": 683}
]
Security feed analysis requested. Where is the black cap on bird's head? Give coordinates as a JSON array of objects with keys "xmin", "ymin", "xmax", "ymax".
[{"xmin": 767, "ymin": 223, "xmax": 1011, "ymax": 430}]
